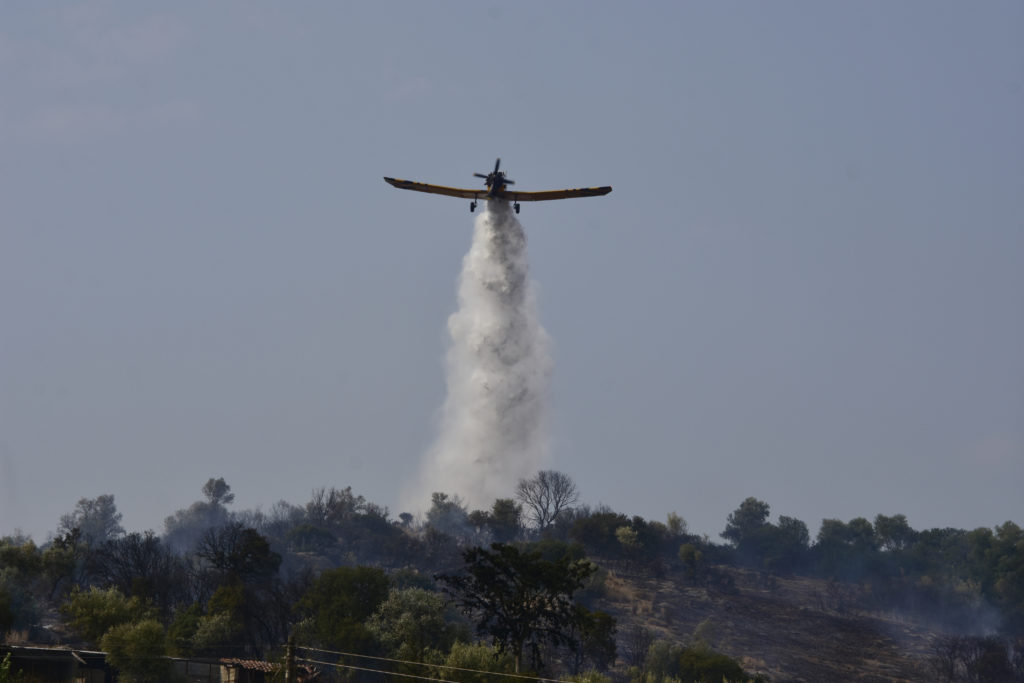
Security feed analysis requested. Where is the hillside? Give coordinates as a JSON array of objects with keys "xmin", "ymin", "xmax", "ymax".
[{"xmin": 599, "ymin": 564, "xmax": 938, "ymax": 682}]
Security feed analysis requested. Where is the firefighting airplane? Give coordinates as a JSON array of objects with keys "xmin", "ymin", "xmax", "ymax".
[{"xmin": 383, "ymin": 158, "xmax": 612, "ymax": 214}]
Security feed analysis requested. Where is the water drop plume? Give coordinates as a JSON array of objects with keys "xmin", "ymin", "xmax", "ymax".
[{"xmin": 408, "ymin": 200, "xmax": 552, "ymax": 511}]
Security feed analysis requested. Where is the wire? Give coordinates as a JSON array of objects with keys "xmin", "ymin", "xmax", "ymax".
[
  {"xmin": 296, "ymin": 646, "xmax": 567, "ymax": 682},
  {"xmin": 297, "ymin": 656, "xmax": 458, "ymax": 682}
]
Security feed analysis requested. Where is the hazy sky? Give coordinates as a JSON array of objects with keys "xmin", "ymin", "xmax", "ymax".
[{"xmin": 2, "ymin": 2, "xmax": 1022, "ymax": 543}]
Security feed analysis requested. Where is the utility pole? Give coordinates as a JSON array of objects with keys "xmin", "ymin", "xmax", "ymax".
[{"xmin": 284, "ymin": 636, "xmax": 296, "ymax": 682}]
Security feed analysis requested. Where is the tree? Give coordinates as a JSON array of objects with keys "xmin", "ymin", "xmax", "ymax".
[
  {"xmin": 874, "ymin": 514, "xmax": 916, "ymax": 552},
  {"xmin": 44, "ymin": 527, "xmax": 92, "ymax": 594},
  {"xmin": 642, "ymin": 639, "xmax": 760, "ymax": 683},
  {"xmin": 58, "ymin": 495, "xmax": 124, "ymax": 547},
  {"xmin": 1, "ymin": 652, "xmax": 25, "ymax": 683},
  {"xmin": 0, "ymin": 538, "xmax": 43, "ymax": 633},
  {"xmin": 569, "ymin": 605, "xmax": 617, "ymax": 674},
  {"xmin": 571, "ymin": 509, "xmax": 631, "ymax": 557},
  {"xmin": 814, "ymin": 517, "xmax": 881, "ymax": 579},
  {"xmin": 988, "ymin": 521, "xmax": 1024, "ymax": 634},
  {"xmin": 195, "ymin": 523, "xmax": 281, "ymax": 583},
  {"xmin": 678, "ymin": 544, "xmax": 706, "ymax": 585},
  {"xmin": 61, "ymin": 587, "xmax": 154, "ymax": 646},
  {"xmin": 432, "ymin": 642, "xmax": 515, "ymax": 683},
  {"xmin": 163, "ymin": 480, "xmax": 235, "ymax": 553},
  {"xmin": 721, "ymin": 497, "xmax": 770, "ymax": 548},
  {"xmin": 296, "ymin": 566, "xmax": 389, "ymax": 652},
  {"xmin": 488, "ymin": 499, "xmax": 523, "ymax": 543},
  {"xmin": 666, "ymin": 512, "xmax": 687, "ymax": 538},
  {"xmin": 201, "ymin": 478, "xmax": 235, "ymax": 507},
  {"xmin": 425, "ymin": 492, "xmax": 471, "ymax": 539},
  {"xmin": 516, "ymin": 471, "xmax": 579, "ymax": 532},
  {"xmin": 101, "ymin": 619, "xmax": 171, "ymax": 683},
  {"xmin": 304, "ymin": 486, "xmax": 367, "ymax": 529},
  {"xmin": 89, "ymin": 532, "xmax": 186, "ymax": 618},
  {"xmin": 764, "ymin": 515, "xmax": 811, "ymax": 574},
  {"xmin": 366, "ymin": 587, "xmax": 465, "ymax": 662},
  {"xmin": 437, "ymin": 542, "xmax": 598, "ymax": 672}
]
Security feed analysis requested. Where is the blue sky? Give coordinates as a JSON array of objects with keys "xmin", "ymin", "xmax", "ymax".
[{"xmin": 2, "ymin": 1, "xmax": 1021, "ymax": 542}]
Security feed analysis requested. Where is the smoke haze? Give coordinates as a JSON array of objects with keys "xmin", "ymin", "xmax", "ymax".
[{"xmin": 406, "ymin": 200, "xmax": 552, "ymax": 511}]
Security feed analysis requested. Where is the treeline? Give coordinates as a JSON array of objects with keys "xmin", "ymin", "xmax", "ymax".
[
  {"xmin": 1, "ymin": 474, "xmax": 1022, "ymax": 681},
  {"xmin": 713, "ymin": 497, "xmax": 1024, "ymax": 635}
]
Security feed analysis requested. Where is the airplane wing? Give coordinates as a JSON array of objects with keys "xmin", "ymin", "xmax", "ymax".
[
  {"xmin": 504, "ymin": 186, "xmax": 613, "ymax": 202},
  {"xmin": 383, "ymin": 177, "xmax": 482, "ymax": 200}
]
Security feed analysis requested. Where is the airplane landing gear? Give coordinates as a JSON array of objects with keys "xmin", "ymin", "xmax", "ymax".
[
  {"xmin": 514, "ymin": 202, "xmax": 520, "ymax": 214},
  {"xmin": 470, "ymin": 201, "xmax": 477, "ymax": 212}
]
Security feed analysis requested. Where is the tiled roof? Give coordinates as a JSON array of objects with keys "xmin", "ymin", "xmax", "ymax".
[{"xmin": 220, "ymin": 658, "xmax": 279, "ymax": 673}]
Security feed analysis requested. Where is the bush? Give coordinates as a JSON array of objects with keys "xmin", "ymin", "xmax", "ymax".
[
  {"xmin": 62, "ymin": 587, "xmax": 154, "ymax": 646},
  {"xmin": 100, "ymin": 619, "xmax": 172, "ymax": 682},
  {"xmin": 637, "ymin": 639, "xmax": 764, "ymax": 683},
  {"xmin": 433, "ymin": 642, "xmax": 515, "ymax": 682}
]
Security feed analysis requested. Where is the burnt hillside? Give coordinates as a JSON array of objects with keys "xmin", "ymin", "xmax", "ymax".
[{"xmin": 599, "ymin": 564, "xmax": 937, "ymax": 682}]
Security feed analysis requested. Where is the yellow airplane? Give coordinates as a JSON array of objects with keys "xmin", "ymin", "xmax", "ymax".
[{"xmin": 384, "ymin": 158, "xmax": 611, "ymax": 214}]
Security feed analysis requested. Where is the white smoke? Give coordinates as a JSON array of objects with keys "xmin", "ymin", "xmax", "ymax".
[{"xmin": 407, "ymin": 200, "xmax": 552, "ymax": 511}]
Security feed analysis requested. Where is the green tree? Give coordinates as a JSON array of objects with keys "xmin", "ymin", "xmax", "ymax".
[
  {"xmin": 639, "ymin": 639, "xmax": 761, "ymax": 683},
  {"xmin": 62, "ymin": 586, "xmax": 154, "ymax": 646},
  {"xmin": 367, "ymin": 587, "xmax": 467, "ymax": 664},
  {"xmin": 0, "ymin": 539, "xmax": 43, "ymax": 634},
  {"xmin": 437, "ymin": 542, "xmax": 598, "ymax": 672},
  {"xmin": 190, "ymin": 613, "xmax": 240, "ymax": 655},
  {"xmin": 489, "ymin": 499, "xmax": 524, "ymax": 543},
  {"xmin": 100, "ymin": 619, "xmax": 171, "ymax": 683},
  {"xmin": 815, "ymin": 517, "xmax": 880, "ymax": 578},
  {"xmin": 665, "ymin": 512, "xmax": 687, "ymax": 537},
  {"xmin": 167, "ymin": 603, "xmax": 203, "ymax": 656},
  {"xmin": 874, "ymin": 513, "xmax": 916, "ymax": 552},
  {"xmin": 988, "ymin": 521, "xmax": 1024, "ymax": 633},
  {"xmin": 764, "ymin": 515, "xmax": 810, "ymax": 574},
  {"xmin": 1, "ymin": 652, "xmax": 25, "ymax": 683},
  {"xmin": 568, "ymin": 673, "xmax": 611, "ymax": 683},
  {"xmin": 615, "ymin": 526, "xmax": 641, "ymax": 552},
  {"xmin": 432, "ymin": 642, "xmax": 515, "ymax": 683},
  {"xmin": 571, "ymin": 510, "xmax": 631, "ymax": 557},
  {"xmin": 678, "ymin": 543, "xmax": 705, "ymax": 584},
  {"xmin": 569, "ymin": 605, "xmax": 617, "ymax": 673},
  {"xmin": 296, "ymin": 566, "xmax": 389, "ymax": 652},
  {"xmin": 721, "ymin": 497, "xmax": 770, "ymax": 548}
]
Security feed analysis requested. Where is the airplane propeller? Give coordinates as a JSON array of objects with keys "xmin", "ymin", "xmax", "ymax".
[{"xmin": 473, "ymin": 158, "xmax": 513, "ymax": 185}]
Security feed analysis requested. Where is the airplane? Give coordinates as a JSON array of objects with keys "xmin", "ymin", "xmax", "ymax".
[{"xmin": 383, "ymin": 158, "xmax": 611, "ymax": 214}]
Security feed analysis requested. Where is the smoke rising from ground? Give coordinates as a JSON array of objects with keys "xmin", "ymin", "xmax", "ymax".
[{"xmin": 408, "ymin": 200, "xmax": 552, "ymax": 511}]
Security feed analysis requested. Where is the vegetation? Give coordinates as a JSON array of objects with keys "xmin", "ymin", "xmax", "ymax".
[
  {"xmin": 437, "ymin": 542, "xmax": 608, "ymax": 672},
  {"xmin": 100, "ymin": 619, "xmax": 171, "ymax": 683},
  {"xmin": 0, "ymin": 653, "xmax": 24, "ymax": 683},
  {"xmin": 0, "ymin": 474, "xmax": 1021, "ymax": 682}
]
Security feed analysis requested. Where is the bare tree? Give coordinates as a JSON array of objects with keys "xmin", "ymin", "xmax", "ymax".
[{"xmin": 515, "ymin": 471, "xmax": 579, "ymax": 531}]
